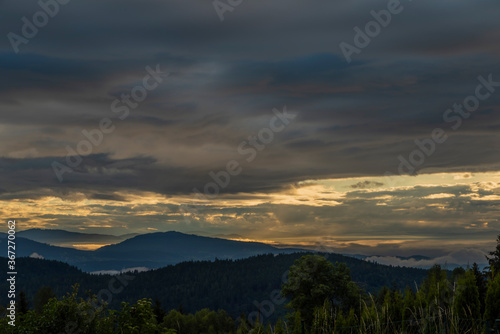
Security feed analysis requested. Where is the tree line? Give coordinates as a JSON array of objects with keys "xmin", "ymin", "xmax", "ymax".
[
  {"xmin": 0, "ymin": 251, "xmax": 428, "ymax": 321},
  {"xmin": 0, "ymin": 234, "xmax": 499, "ymax": 333}
]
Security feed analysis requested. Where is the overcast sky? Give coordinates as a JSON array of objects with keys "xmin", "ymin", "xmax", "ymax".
[{"xmin": 1, "ymin": 0, "xmax": 499, "ymax": 265}]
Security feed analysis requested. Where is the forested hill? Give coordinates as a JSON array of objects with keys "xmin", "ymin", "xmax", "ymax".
[
  {"xmin": 0, "ymin": 252, "xmax": 428, "ymax": 321},
  {"xmin": 0, "ymin": 231, "xmax": 306, "ymax": 271}
]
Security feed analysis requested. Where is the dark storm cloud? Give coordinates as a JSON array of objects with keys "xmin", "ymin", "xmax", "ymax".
[
  {"xmin": 1, "ymin": 0, "xmax": 498, "ymax": 59},
  {"xmin": 0, "ymin": 0, "xmax": 499, "ymax": 200}
]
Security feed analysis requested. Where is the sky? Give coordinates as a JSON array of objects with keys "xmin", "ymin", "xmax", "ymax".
[{"xmin": 1, "ymin": 0, "xmax": 500, "ymax": 266}]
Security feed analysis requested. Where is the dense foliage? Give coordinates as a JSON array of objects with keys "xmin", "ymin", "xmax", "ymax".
[
  {"xmin": 281, "ymin": 256, "xmax": 360, "ymax": 326},
  {"xmin": 1, "ymin": 234, "xmax": 499, "ymax": 333},
  {"xmin": 0, "ymin": 252, "xmax": 427, "ymax": 321},
  {"xmin": 1, "ymin": 261, "xmax": 499, "ymax": 333}
]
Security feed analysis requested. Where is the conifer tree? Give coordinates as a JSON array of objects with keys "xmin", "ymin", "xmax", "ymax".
[{"xmin": 452, "ymin": 270, "xmax": 480, "ymax": 319}]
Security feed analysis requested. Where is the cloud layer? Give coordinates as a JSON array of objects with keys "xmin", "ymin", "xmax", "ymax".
[{"xmin": 1, "ymin": 0, "xmax": 499, "ymax": 263}]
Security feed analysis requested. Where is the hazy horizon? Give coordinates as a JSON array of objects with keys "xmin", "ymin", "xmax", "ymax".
[
  {"xmin": 5, "ymin": 226, "xmax": 493, "ymax": 269},
  {"xmin": 1, "ymin": 0, "xmax": 500, "ymax": 270}
]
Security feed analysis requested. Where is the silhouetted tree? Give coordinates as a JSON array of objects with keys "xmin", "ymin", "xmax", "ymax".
[
  {"xmin": 281, "ymin": 255, "xmax": 360, "ymax": 327},
  {"xmin": 451, "ymin": 267, "xmax": 465, "ymax": 283},
  {"xmin": 472, "ymin": 262, "xmax": 487, "ymax": 314},
  {"xmin": 484, "ymin": 272, "xmax": 500, "ymax": 321},
  {"xmin": 153, "ymin": 298, "xmax": 166, "ymax": 323},
  {"xmin": 486, "ymin": 233, "xmax": 500, "ymax": 277},
  {"xmin": 34, "ymin": 286, "xmax": 55, "ymax": 313},
  {"xmin": 452, "ymin": 269, "xmax": 480, "ymax": 319},
  {"xmin": 17, "ymin": 290, "xmax": 29, "ymax": 315}
]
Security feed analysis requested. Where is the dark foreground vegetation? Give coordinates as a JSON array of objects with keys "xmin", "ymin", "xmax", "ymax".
[
  {"xmin": 0, "ymin": 252, "xmax": 428, "ymax": 320},
  {"xmin": 1, "ymin": 234, "xmax": 500, "ymax": 333}
]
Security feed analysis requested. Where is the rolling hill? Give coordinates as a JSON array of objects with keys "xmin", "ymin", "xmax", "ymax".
[
  {"xmin": 17, "ymin": 228, "xmax": 138, "ymax": 249},
  {"xmin": 0, "ymin": 253, "xmax": 429, "ymax": 322},
  {"xmin": 0, "ymin": 231, "xmax": 304, "ymax": 272}
]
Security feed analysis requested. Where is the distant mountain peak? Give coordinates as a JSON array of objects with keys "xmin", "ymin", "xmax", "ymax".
[{"xmin": 16, "ymin": 228, "xmax": 138, "ymax": 250}]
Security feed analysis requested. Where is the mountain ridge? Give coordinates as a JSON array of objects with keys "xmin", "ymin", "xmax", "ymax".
[
  {"xmin": 16, "ymin": 228, "xmax": 139, "ymax": 247},
  {"xmin": 0, "ymin": 253, "xmax": 430, "ymax": 322},
  {"xmin": 0, "ymin": 230, "xmax": 305, "ymax": 272}
]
